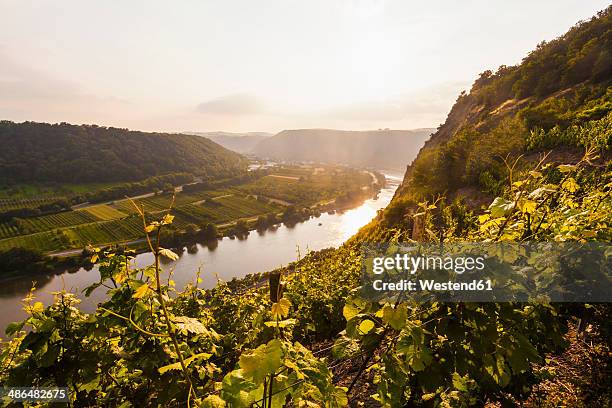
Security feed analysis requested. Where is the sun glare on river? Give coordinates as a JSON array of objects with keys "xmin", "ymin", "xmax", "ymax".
[{"xmin": 339, "ymin": 203, "xmax": 377, "ymax": 241}]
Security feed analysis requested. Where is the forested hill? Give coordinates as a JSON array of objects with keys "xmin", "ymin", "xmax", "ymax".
[
  {"xmin": 252, "ymin": 128, "xmax": 434, "ymax": 170},
  {"xmin": 380, "ymin": 6, "xmax": 611, "ymax": 219},
  {"xmin": 0, "ymin": 121, "xmax": 248, "ymax": 183}
]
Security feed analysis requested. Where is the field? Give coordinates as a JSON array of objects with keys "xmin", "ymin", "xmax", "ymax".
[
  {"xmin": 110, "ymin": 190, "xmax": 224, "ymax": 214},
  {"xmin": 0, "ymin": 197, "xmax": 62, "ymax": 212},
  {"xmin": 237, "ymin": 167, "xmax": 373, "ymax": 205},
  {"xmin": 0, "ymin": 165, "xmax": 372, "ymax": 254},
  {"xmin": 0, "ymin": 230, "xmax": 69, "ymax": 252},
  {"xmin": 0, "ymin": 182, "xmax": 127, "ymax": 199},
  {"xmin": 0, "ymin": 222, "xmax": 20, "ymax": 239},
  {"xmin": 174, "ymin": 195, "xmax": 280, "ymax": 225},
  {"xmin": 82, "ymin": 204, "xmax": 127, "ymax": 220},
  {"xmin": 63, "ymin": 217, "xmax": 145, "ymax": 247},
  {"xmin": 0, "ymin": 191, "xmax": 281, "ymax": 252},
  {"xmin": 19, "ymin": 211, "xmax": 99, "ymax": 233}
]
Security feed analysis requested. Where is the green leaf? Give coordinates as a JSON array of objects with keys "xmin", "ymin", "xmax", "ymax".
[
  {"xmin": 5, "ymin": 321, "xmax": 25, "ymax": 336},
  {"xmin": 382, "ymin": 304, "xmax": 407, "ymax": 330},
  {"xmin": 158, "ymin": 352, "xmax": 212, "ymax": 374},
  {"xmin": 452, "ymin": 372, "xmax": 469, "ymax": 392},
  {"xmin": 220, "ymin": 369, "xmax": 257, "ymax": 406},
  {"xmin": 489, "ymin": 197, "xmax": 514, "ymax": 218},
  {"xmin": 38, "ymin": 344, "xmax": 61, "ymax": 368},
  {"xmin": 239, "ymin": 339, "xmax": 285, "ymax": 383},
  {"xmin": 557, "ymin": 164, "xmax": 576, "ymax": 173}
]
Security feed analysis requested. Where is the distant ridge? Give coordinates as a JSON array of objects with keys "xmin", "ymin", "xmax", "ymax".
[
  {"xmin": 186, "ymin": 131, "xmax": 272, "ymax": 154},
  {"xmin": 252, "ymin": 128, "xmax": 435, "ymax": 170}
]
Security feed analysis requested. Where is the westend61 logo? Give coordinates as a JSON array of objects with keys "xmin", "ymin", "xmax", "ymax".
[{"xmin": 361, "ymin": 242, "xmax": 611, "ymax": 303}]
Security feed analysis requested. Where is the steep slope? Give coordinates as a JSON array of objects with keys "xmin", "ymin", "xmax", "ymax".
[
  {"xmin": 252, "ymin": 128, "xmax": 434, "ymax": 170},
  {"xmin": 383, "ymin": 6, "xmax": 611, "ymax": 219},
  {"xmin": 186, "ymin": 131, "xmax": 272, "ymax": 154},
  {"xmin": 0, "ymin": 121, "xmax": 248, "ymax": 183}
]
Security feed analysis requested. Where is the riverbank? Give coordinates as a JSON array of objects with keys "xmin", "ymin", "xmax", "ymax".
[
  {"xmin": 0, "ymin": 173, "xmax": 400, "ymax": 331},
  {"xmin": 0, "ymin": 175, "xmax": 384, "ymax": 283}
]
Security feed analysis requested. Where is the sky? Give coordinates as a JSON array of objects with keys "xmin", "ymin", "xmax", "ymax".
[{"xmin": 0, "ymin": 0, "xmax": 609, "ymax": 133}]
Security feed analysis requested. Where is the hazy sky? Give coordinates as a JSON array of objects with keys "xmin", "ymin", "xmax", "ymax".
[{"xmin": 0, "ymin": 0, "xmax": 609, "ymax": 133}]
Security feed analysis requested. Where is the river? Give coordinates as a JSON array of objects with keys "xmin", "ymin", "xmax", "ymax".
[{"xmin": 0, "ymin": 172, "xmax": 402, "ymax": 332}]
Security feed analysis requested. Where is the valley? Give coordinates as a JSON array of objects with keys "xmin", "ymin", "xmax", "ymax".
[
  {"xmin": 0, "ymin": 164, "xmax": 380, "ymax": 260},
  {"xmin": 0, "ymin": 4, "xmax": 610, "ymax": 407}
]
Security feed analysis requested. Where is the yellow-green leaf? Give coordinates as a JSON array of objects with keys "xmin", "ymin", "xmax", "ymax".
[
  {"xmin": 31, "ymin": 302, "xmax": 44, "ymax": 314},
  {"xmin": 518, "ymin": 199, "xmax": 537, "ymax": 214},
  {"xmin": 159, "ymin": 248, "xmax": 179, "ymax": 261},
  {"xmin": 161, "ymin": 214, "xmax": 175, "ymax": 225},
  {"xmin": 557, "ymin": 164, "xmax": 576, "ymax": 173},
  {"xmin": 132, "ymin": 283, "xmax": 150, "ymax": 299},
  {"xmin": 158, "ymin": 352, "xmax": 212, "ymax": 374},
  {"xmin": 562, "ymin": 177, "xmax": 578, "ymax": 193},
  {"xmin": 359, "ymin": 319, "xmax": 375, "ymax": 334},
  {"xmin": 271, "ymin": 298, "xmax": 291, "ymax": 319}
]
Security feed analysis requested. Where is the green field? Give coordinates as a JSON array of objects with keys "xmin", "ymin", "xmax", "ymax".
[
  {"xmin": 0, "ymin": 222, "xmax": 20, "ymax": 239},
  {"xmin": 63, "ymin": 217, "xmax": 145, "ymax": 247},
  {"xmin": 174, "ymin": 195, "xmax": 280, "ymax": 225},
  {"xmin": 111, "ymin": 191, "xmax": 210, "ymax": 214},
  {"xmin": 237, "ymin": 167, "xmax": 372, "ymax": 205},
  {"xmin": 0, "ymin": 165, "xmax": 372, "ymax": 253},
  {"xmin": 0, "ymin": 182, "xmax": 126, "ymax": 199},
  {"xmin": 0, "ymin": 193, "xmax": 281, "ymax": 252},
  {"xmin": 20, "ymin": 211, "xmax": 99, "ymax": 233},
  {"xmin": 0, "ymin": 197, "xmax": 62, "ymax": 212},
  {"xmin": 82, "ymin": 204, "xmax": 127, "ymax": 220},
  {"xmin": 0, "ymin": 230, "xmax": 69, "ymax": 252}
]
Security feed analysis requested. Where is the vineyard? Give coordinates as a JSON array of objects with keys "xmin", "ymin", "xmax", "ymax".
[
  {"xmin": 82, "ymin": 205, "xmax": 127, "ymax": 221},
  {"xmin": 0, "ymin": 152, "xmax": 609, "ymax": 407},
  {"xmin": 0, "ymin": 230, "xmax": 69, "ymax": 252},
  {"xmin": 0, "ymin": 222, "xmax": 20, "ymax": 239},
  {"xmin": 63, "ymin": 216, "xmax": 145, "ymax": 248},
  {"xmin": 0, "ymin": 197, "xmax": 61, "ymax": 212},
  {"xmin": 110, "ymin": 191, "xmax": 226, "ymax": 214},
  {"xmin": 0, "ymin": 165, "xmax": 363, "ymax": 254},
  {"xmin": 237, "ymin": 168, "xmax": 373, "ymax": 205},
  {"xmin": 19, "ymin": 211, "xmax": 100, "ymax": 233}
]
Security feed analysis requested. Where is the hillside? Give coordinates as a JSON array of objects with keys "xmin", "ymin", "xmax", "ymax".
[
  {"xmin": 187, "ymin": 131, "xmax": 272, "ymax": 153},
  {"xmin": 0, "ymin": 121, "xmax": 248, "ymax": 184},
  {"xmin": 252, "ymin": 128, "xmax": 434, "ymax": 170},
  {"xmin": 381, "ymin": 6, "xmax": 611, "ymax": 218}
]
